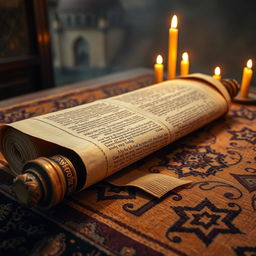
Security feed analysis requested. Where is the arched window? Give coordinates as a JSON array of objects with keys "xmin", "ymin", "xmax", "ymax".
[
  {"xmin": 73, "ymin": 37, "xmax": 89, "ymax": 67},
  {"xmin": 75, "ymin": 15, "xmax": 81, "ymax": 26},
  {"xmin": 66, "ymin": 15, "xmax": 71, "ymax": 26},
  {"xmin": 86, "ymin": 15, "xmax": 92, "ymax": 26}
]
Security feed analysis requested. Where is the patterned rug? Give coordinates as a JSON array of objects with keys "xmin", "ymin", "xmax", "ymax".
[{"xmin": 0, "ymin": 73, "xmax": 256, "ymax": 256}]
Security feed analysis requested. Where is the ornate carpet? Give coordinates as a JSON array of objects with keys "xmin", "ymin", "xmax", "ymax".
[{"xmin": 0, "ymin": 73, "xmax": 256, "ymax": 256}]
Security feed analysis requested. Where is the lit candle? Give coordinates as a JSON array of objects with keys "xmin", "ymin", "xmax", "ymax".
[
  {"xmin": 213, "ymin": 66, "xmax": 221, "ymax": 80},
  {"xmin": 240, "ymin": 59, "xmax": 253, "ymax": 98},
  {"xmin": 154, "ymin": 55, "xmax": 164, "ymax": 83},
  {"xmin": 168, "ymin": 15, "xmax": 178, "ymax": 80},
  {"xmin": 180, "ymin": 52, "xmax": 189, "ymax": 76}
]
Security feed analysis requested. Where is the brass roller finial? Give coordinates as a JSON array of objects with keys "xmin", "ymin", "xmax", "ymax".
[
  {"xmin": 13, "ymin": 172, "xmax": 42, "ymax": 207},
  {"xmin": 12, "ymin": 155, "xmax": 78, "ymax": 208},
  {"xmin": 221, "ymin": 79, "xmax": 240, "ymax": 98}
]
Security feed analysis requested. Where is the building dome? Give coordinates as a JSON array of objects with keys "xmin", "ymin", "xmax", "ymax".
[
  {"xmin": 57, "ymin": 0, "xmax": 124, "ymax": 28},
  {"xmin": 58, "ymin": 0, "xmax": 122, "ymax": 11}
]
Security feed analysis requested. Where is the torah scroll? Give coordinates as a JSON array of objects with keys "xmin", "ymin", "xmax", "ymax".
[{"xmin": 0, "ymin": 74, "xmax": 239, "ymax": 208}]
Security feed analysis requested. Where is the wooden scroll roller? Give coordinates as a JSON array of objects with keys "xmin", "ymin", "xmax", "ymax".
[{"xmin": 13, "ymin": 155, "xmax": 79, "ymax": 208}]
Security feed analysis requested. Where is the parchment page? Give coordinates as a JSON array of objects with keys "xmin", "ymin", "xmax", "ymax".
[
  {"xmin": 6, "ymin": 75, "xmax": 229, "ymax": 190},
  {"xmin": 109, "ymin": 78, "xmax": 228, "ymax": 140}
]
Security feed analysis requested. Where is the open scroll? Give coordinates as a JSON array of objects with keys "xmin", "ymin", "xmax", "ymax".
[{"xmin": 0, "ymin": 74, "xmax": 239, "ymax": 207}]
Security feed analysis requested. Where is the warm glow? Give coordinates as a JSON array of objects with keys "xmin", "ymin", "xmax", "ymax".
[
  {"xmin": 156, "ymin": 55, "xmax": 163, "ymax": 64},
  {"xmin": 38, "ymin": 33, "xmax": 43, "ymax": 43},
  {"xmin": 171, "ymin": 15, "xmax": 178, "ymax": 28},
  {"xmin": 214, "ymin": 66, "xmax": 221, "ymax": 76},
  {"xmin": 43, "ymin": 32, "xmax": 49, "ymax": 43},
  {"xmin": 182, "ymin": 52, "xmax": 189, "ymax": 62},
  {"xmin": 247, "ymin": 59, "xmax": 253, "ymax": 69}
]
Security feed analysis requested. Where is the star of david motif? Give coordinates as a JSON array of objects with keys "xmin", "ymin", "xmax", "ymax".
[
  {"xmin": 229, "ymin": 127, "xmax": 256, "ymax": 145},
  {"xmin": 231, "ymin": 173, "xmax": 256, "ymax": 193},
  {"xmin": 150, "ymin": 145, "xmax": 241, "ymax": 178},
  {"xmin": 166, "ymin": 198, "xmax": 242, "ymax": 246},
  {"xmin": 231, "ymin": 106, "xmax": 256, "ymax": 121},
  {"xmin": 190, "ymin": 212, "xmax": 220, "ymax": 229}
]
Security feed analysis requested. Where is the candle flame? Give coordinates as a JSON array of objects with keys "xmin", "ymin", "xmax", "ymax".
[
  {"xmin": 182, "ymin": 52, "xmax": 189, "ymax": 62},
  {"xmin": 156, "ymin": 55, "xmax": 163, "ymax": 64},
  {"xmin": 171, "ymin": 15, "xmax": 178, "ymax": 28},
  {"xmin": 247, "ymin": 59, "xmax": 253, "ymax": 69},
  {"xmin": 214, "ymin": 66, "xmax": 221, "ymax": 76}
]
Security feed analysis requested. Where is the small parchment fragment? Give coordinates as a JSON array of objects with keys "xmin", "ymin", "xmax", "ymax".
[{"xmin": 107, "ymin": 169, "xmax": 191, "ymax": 198}]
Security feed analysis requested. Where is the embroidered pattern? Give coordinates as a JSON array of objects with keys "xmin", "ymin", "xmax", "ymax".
[
  {"xmin": 34, "ymin": 233, "xmax": 66, "ymax": 256},
  {"xmin": 53, "ymin": 98, "xmax": 80, "ymax": 110},
  {"xmin": 123, "ymin": 192, "xmax": 182, "ymax": 216},
  {"xmin": 66, "ymin": 222, "xmax": 104, "ymax": 244},
  {"xmin": 0, "ymin": 109, "xmax": 35, "ymax": 123},
  {"xmin": 229, "ymin": 127, "xmax": 256, "ymax": 145},
  {"xmin": 233, "ymin": 246, "xmax": 256, "ymax": 256},
  {"xmin": 93, "ymin": 183, "xmax": 136, "ymax": 201},
  {"xmin": 0, "ymin": 203, "xmax": 12, "ymax": 221},
  {"xmin": 166, "ymin": 198, "xmax": 242, "ymax": 246},
  {"xmin": 251, "ymin": 194, "xmax": 256, "ymax": 211},
  {"xmin": 187, "ymin": 181, "xmax": 243, "ymax": 200},
  {"xmin": 150, "ymin": 145, "xmax": 241, "ymax": 178},
  {"xmin": 231, "ymin": 107, "xmax": 256, "ymax": 121},
  {"xmin": 230, "ymin": 174, "xmax": 256, "ymax": 193},
  {"xmin": 120, "ymin": 246, "xmax": 137, "ymax": 256},
  {"xmin": 0, "ymin": 195, "xmax": 109, "ymax": 255}
]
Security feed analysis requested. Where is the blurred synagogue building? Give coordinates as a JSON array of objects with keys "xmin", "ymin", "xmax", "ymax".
[{"xmin": 50, "ymin": 0, "xmax": 125, "ymax": 70}]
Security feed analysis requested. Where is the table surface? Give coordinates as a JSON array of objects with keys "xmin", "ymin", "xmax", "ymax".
[{"xmin": 0, "ymin": 68, "xmax": 256, "ymax": 256}]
